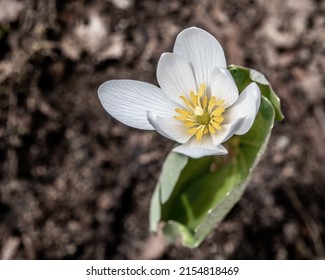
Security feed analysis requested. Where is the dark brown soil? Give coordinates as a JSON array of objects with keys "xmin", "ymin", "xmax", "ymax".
[{"xmin": 0, "ymin": 0, "xmax": 324, "ymax": 259}]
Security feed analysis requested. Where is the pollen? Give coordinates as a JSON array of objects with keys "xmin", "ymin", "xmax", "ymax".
[{"xmin": 174, "ymin": 83, "xmax": 225, "ymax": 142}]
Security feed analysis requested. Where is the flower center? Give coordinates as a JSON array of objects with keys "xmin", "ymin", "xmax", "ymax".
[
  {"xmin": 174, "ymin": 83, "xmax": 225, "ymax": 142},
  {"xmin": 194, "ymin": 107, "xmax": 210, "ymax": 125}
]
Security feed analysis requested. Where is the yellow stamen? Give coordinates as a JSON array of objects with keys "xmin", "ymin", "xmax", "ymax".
[
  {"xmin": 190, "ymin": 91, "xmax": 197, "ymax": 105},
  {"xmin": 198, "ymin": 84, "xmax": 206, "ymax": 97},
  {"xmin": 208, "ymin": 96, "xmax": 217, "ymax": 111},
  {"xmin": 195, "ymin": 126, "xmax": 205, "ymax": 141},
  {"xmin": 212, "ymin": 116, "xmax": 224, "ymax": 123},
  {"xmin": 208, "ymin": 125, "xmax": 216, "ymax": 134},
  {"xmin": 202, "ymin": 95, "xmax": 208, "ymax": 109},
  {"xmin": 175, "ymin": 108, "xmax": 191, "ymax": 116},
  {"xmin": 211, "ymin": 121, "xmax": 222, "ymax": 130},
  {"xmin": 179, "ymin": 95, "xmax": 194, "ymax": 110},
  {"xmin": 184, "ymin": 121, "xmax": 196, "ymax": 127},
  {"xmin": 187, "ymin": 127, "xmax": 200, "ymax": 134},
  {"xmin": 174, "ymin": 115, "xmax": 195, "ymax": 121},
  {"xmin": 211, "ymin": 107, "xmax": 225, "ymax": 116},
  {"xmin": 174, "ymin": 83, "xmax": 225, "ymax": 142}
]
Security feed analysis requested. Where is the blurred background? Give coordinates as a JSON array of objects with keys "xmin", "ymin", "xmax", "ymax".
[{"xmin": 0, "ymin": 0, "xmax": 324, "ymax": 259}]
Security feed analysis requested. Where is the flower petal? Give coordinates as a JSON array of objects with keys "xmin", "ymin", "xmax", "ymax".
[
  {"xmin": 98, "ymin": 80, "xmax": 176, "ymax": 130},
  {"xmin": 157, "ymin": 53, "xmax": 197, "ymax": 105},
  {"xmin": 173, "ymin": 27, "xmax": 226, "ymax": 91},
  {"xmin": 219, "ymin": 67, "xmax": 235, "ymax": 79},
  {"xmin": 223, "ymin": 82, "xmax": 261, "ymax": 135},
  {"xmin": 147, "ymin": 112, "xmax": 191, "ymax": 143},
  {"xmin": 173, "ymin": 135, "xmax": 228, "ymax": 158},
  {"xmin": 211, "ymin": 117, "xmax": 246, "ymax": 146},
  {"xmin": 210, "ymin": 67, "xmax": 239, "ymax": 108}
]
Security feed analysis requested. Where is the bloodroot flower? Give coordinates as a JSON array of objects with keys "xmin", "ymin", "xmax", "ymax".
[{"xmin": 98, "ymin": 27, "xmax": 261, "ymax": 158}]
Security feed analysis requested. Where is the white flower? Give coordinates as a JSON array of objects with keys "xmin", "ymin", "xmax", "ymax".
[{"xmin": 98, "ymin": 27, "xmax": 261, "ymax": 158}]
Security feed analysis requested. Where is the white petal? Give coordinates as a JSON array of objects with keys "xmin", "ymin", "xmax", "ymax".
[
  {"xmin": 219, "ymin": 67, "xmax": 234, "ymax": 79},
  {"xmin": 211, "ymin": 118, "xmax": 246, "ymax": 146},
  {"xmin": 223, "ymin": 82, "xmax": 261, "ymax": 135},
  {"xmin": 98, "ymin": 80, "xmax": 176, "ymax": 130},
  {"xmin": 210, "ymin": 67, "xmax": 239, "ymax": 108},
  {"xmin": 173, "ymin": 135, "xmax": 228, "ymax": 158},
  {"xmin": 173, "ymin": 27, "xmax": 226, "ymax": 91},
  {"xmin": 157, "ymin": 53, "xmax": 197, "ymax": 105},
  {"xmin": 147, "ymin": 112, "xmax": 191, "ymax": 143}
]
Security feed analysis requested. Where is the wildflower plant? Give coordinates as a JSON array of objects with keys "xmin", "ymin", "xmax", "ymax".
[{"xmin": 98, "ymin": 27, "xmax": 283, "ymax": 247}]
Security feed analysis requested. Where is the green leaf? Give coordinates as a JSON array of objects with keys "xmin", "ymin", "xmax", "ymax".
[
  {"xmin": 149, "ymin": 152, "xmax": 188, "ymax": 232},
  {"xmin": 150, "ymin": 96, "xmax": 275, "ymax": 247},
  {"xmin": 159, "ymin": 153, "xmax": 189, "ymax": 204},
  {"xmin": 228, "ymin": 65, "xmax": 284, "ymax": 121}
]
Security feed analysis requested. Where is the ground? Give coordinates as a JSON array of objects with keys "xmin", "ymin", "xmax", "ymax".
[{"xmin": 0, "ymin": 0, "xmax": 324, "ymax": 259}]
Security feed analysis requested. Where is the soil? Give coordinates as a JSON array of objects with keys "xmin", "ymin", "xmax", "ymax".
[{"xmin": 0, "ymin": 0, "xmax": 324, "ymax": 260}]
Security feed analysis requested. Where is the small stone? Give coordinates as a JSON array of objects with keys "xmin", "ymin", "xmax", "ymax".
[{"xmin": 276, "ymin": 136, "xmax": 290, "ymax": 151}]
